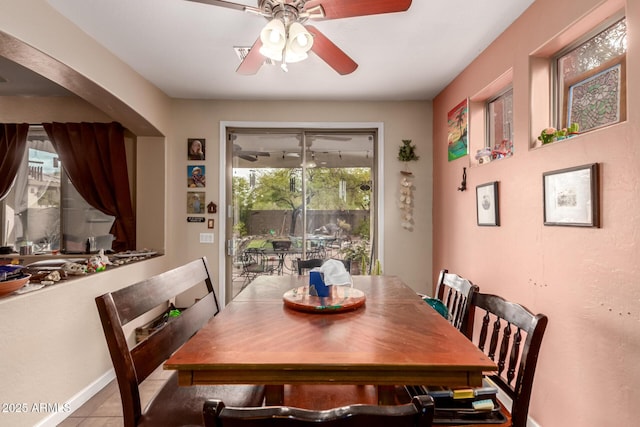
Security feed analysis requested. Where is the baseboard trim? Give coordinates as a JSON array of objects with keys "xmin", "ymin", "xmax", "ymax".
[
  {"xmin": 34, "ymin": 369, "xmax": 116, "ymax": 427},
  {"xmin": 488, "ymin": 378, "xmax": 542, "ymax": 427}
]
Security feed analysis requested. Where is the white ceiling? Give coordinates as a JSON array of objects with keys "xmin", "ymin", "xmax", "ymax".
[{"xmin": 28, "ymin": 0, "xmax": 535, "ymax": 101}]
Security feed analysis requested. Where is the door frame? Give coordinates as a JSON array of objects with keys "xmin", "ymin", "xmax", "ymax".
[{"xmin": 219, "ymin": 121, "xmax": 385, "ymax": 305}]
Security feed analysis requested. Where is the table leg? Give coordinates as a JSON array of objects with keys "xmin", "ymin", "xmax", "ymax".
[
  {"xmin": 265, "ymin": 385, "xmax": 285, "ymax": 406},
  {"xmin": 377, "ymin": 385, "xmax": 396, "ymax": 405}
]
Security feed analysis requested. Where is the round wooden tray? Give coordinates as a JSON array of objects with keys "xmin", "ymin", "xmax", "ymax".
[{"xmin": 283, "ymin": 285, "xmax": 366, "ymax": 314}]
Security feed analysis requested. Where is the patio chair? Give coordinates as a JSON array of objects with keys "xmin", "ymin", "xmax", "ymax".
[{"xmin": 240, "ymin": 248, "xmax": 279, "ymax": 288}]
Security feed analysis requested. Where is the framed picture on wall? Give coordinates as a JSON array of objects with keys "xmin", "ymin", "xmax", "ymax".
[
  {"xmin": 188, "ymin": 138, "xmax": 206, "ymax": 160},
  {"xmin": 187, "ymin": 191, "xmax": 205, "ymax": 214},
  {"xmin": 543, "ymin": 163, "xmax": 599, "ymax": 227},
  {"xmin": 188, "ymin": 165, "xmax": 206, "ymax": 188},
  {"xmin": 447, "ymin": 98, "xmax": 469, "ymax": 161},
  {"xmin": 476, "ymin": 181, "xmax": 499, "ymax": 226}
]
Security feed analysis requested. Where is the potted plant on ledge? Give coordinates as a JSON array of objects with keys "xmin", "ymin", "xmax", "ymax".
[{"xmin": 537, "ymin": 123, "xmax": 580, "ymax": 145}]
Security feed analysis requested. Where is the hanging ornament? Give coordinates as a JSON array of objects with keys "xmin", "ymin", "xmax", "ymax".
[{"xmin": 399, "ymin": 171, "xmax": 415, "ymax": 230}]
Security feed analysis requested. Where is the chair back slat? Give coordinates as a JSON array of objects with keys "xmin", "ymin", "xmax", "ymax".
[
  {"xmin": 478, "ymin": 311, "xmax": 490, "ymax": 351},
  {"xmin": 488, "ymin": 317, "xmax": 500, "ymax": 360},
  {"xmin": 507, "ymin": 328, "xmax": 523, "ymax": 385},
  {"xmin": 470, "ymin": 292, "xmax": 548, "ymax": 427}
]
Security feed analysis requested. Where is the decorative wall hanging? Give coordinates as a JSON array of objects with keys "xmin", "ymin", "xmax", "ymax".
[
  {"xmin": 457, "ymin": 167, "xmax": 467, "ymax": 192},
  {"xmin": 476, "ymin": 181, "xmax": 499, "ymax": 226},
  {"xmin": 543, "ymin": 163, "xmax": 599, "ymax": 227},
  {"xmin": 188, "ymin": 165, "xmax": 206, "ymax": 188},
  {"xmin": 396, "ymin": 139, "xmax": 418, "ymax": 230},
  {"xmin": 188, "ymin": 138, "xmax": 206, "ymax": 160},
  {"xmin": 398, "ymin": 139, "xmax": 419, "ymax": 163},
  {"xmin": 399, "ymin": 171, "xmax": 414, "ymax": 230},
  {"xmin": 447, "ymin": 99, "xmax": 469, "ymax": 161}
]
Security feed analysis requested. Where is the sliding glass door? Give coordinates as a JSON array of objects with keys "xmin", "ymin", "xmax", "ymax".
[{"xmin": 226, "ymin": 128, "xmax": 376, "ymax": 299}]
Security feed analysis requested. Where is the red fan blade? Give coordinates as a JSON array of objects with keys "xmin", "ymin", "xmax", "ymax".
[
  {"xmin": 236, "ymin": 38, "xmax": 265, "ymax": 75},
  {"xmin": 306, "ymin": 25, "xmax": 358, "ymax": 75},
  {"xmin": 304, "ymin": 0, "xmax": 412, "ymax": 20}
]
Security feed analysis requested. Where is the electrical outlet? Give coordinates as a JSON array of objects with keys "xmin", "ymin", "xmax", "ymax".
[{"xmin": 199, "ymin": 233, "xmax": 214, "ymax": 244}]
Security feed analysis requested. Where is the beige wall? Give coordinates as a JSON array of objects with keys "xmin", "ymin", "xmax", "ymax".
[
  {"xmin": 433, "ymin": 0, "xmax": 638, "ymax": 425},
  {"xmin": 167, "ymin": 99, "xmax": 433, "ymax": 297}
]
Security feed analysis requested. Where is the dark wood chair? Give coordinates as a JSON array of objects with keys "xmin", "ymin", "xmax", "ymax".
[
  {"xmin": 296, "ymin": 258, "xmax": 324, "ymax": 275},
  {"xmin": 455, "ymin": 292, "xmax": 548, "ymax": 427},
  {"xmin": 404, "ymin": 292, "xmax": 548, "ymax": 427},
  {"xmin": 401, "ymin": 270, "xmax": 478, "ymax": 406},
  {"xmin": 95, "ymin": 257, "xmax": 265, "ymax": 427},
  {"xmin": 434, "ymin": 269, "xmax": 479, "ymax": 337},
  {"xmin": 203, "ymin": 395, "xmax": 435, "ymax": 427},
  {"xmin": 296, "ymin": 258, "xmax": 351, "ymax": 275}
]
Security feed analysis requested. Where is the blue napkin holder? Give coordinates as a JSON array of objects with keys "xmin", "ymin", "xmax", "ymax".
[{"xmin": 309, "ymin": 271, "xmax": 329, "ymax": 297}]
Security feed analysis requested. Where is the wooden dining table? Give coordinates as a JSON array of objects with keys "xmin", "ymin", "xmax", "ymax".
[{"xmin": 164, "ymin": 274, "xmax": 496, "ymax": 406}]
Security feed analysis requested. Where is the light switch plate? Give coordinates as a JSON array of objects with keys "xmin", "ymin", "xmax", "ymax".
[{"xmin": 199, "ymin": 233, "xmax": 214, "ymax": 244}]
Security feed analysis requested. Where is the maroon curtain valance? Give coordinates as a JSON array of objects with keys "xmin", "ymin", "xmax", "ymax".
[
  {"xmin": 43, "ymin": 122, "xmax": 136, "ymax": 251},
  {"xmin": 0, "ymin": 123, "xmax": 29, "ymax": 200}
]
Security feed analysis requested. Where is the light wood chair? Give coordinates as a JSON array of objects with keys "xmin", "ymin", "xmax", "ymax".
[
  {"xmin": 95, "ymin": 257, "xmax": 265, "ymax": 427},
  {"xmin": 203, "ymin": 395, "xmax": 435, "ymax": 427}
]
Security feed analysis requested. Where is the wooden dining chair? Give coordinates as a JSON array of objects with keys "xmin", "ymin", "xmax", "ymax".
[
  {"xmin": 95, "ymin": 257, "xmax": 265, "ymax": 427},
  {"xmin": 404, "ymin": 292, "xmax": 548, "ymax": 427},
  {"xmin": 203, "ymin": 395, "xmax": 435, "ymax": 427},
  {"xmin": 296, "ymin": 258, "xmax": 351, "ymax": 275},
  {"xmin": 296, "ymin": 258, "xmax": 324, "ymax": 275},
  {"xmin": 434, "ymin": 269, "xmax": 479, "ymax": 338},
  {"xmin": 458, "ymin": 292, "xmax": 548, "ymax": 427}
]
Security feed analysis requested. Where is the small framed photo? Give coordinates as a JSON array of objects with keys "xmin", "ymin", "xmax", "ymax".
[
  {"xmin": 188, "ymin": 138, "xmax": 205, "ymax": 160},
  {"xmin": 207, "ymin": 219, "xmax": 215, "ymax": 229},
  {"xmin": 543, "ymin": 163, "xmax": 599, "ymax": 227},
  {"xmin": 187, "ymin": 191, "xmax": 205, "ymax": 214},
  {"xmin": 187, "ymin": 165, "xmax": 206, "ymax": 188},
  {"xmin": 476, "ymin": 181, "xmax": 499, "ymax": 226}
]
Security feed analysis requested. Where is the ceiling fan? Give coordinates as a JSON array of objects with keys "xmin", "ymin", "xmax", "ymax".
[
  {"xmin": 185, "ymin": 0, "xmax": 413, "ymax": 75},
  {"xmin": 233, "ymin": 143, "xmax": 271, "ymax": 162}
]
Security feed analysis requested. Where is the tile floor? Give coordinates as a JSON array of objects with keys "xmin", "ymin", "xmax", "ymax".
[
  {"xmin": 57, "ymin": 367, "xmax": 172, "ymax": 427},
  {"xmin": 57, "ymin": 368, "xmax": 378, "ymax": 426}
]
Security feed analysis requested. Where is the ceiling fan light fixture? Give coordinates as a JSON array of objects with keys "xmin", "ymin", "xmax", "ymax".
[
  {"xmin": 284, "ymin": 50, "xmax": 308, "ymax": 64},
  {"xmin": 287, "ymin": 22, "xmax": 313, "ymax": 53},
  {"xmin": 259, "ymin": 19, "xmax": 286, "ymax": 60}
]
